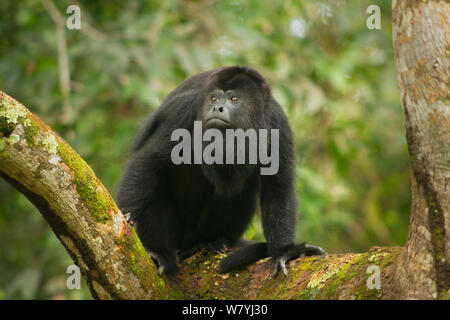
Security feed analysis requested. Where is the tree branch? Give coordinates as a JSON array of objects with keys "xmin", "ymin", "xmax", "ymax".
[{"xmin": 0, "ymin": 91, "xmax": 166, "ymax": 299}]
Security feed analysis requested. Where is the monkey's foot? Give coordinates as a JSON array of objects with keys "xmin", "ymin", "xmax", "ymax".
[
  {"xmin": 123, "ymin": 212, "xmax": 136, "ymax": 226},
  {"xmin": 144, "ymin": 247, "xmax": 177, "ymax": 275},
  {"xmin": 205, "ymin": 239, "xmax": 229, "ymax": 253},
  {"xmin": 273, "ymin": 243, "xmax": 327, "ymax": 276}
]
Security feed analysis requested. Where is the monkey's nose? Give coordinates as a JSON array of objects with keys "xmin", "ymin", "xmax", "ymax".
[{"xmin": 205, "ymin": 105, "xmax": 232, "ymax": 128}]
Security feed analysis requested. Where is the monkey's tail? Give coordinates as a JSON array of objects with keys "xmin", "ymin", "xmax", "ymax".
[{"xmin": 218, "ymin": 242, "xmax": 269, "ymax": 274}]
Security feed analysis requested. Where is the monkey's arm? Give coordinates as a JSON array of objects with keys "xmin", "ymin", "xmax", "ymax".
[
  {"xmin": 260, "ymin": 172, "xmax": 326, "ymax": 275},
  {"xmin": 260, "ymin": 104, "xmax": 325, "ymax": 275},
  {"xmin": 260, "ymin": 173, "xmax": 297, "ymax": 275}
]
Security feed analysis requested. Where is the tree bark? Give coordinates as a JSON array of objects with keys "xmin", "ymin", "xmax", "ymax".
[
  {"xmin": 0, "ymin": 0, "xmax": 448, "ymax": 300},
  {"xmin": 392, "ymin": 0, "xmax": 449, "ymax": 299}
]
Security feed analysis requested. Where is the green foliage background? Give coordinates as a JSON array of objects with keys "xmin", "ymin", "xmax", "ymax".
[{"xmin": 0, "ymin": 0, "xmax": 410, "ymax": 299}]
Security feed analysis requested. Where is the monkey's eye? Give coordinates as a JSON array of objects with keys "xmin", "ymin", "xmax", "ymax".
[
  {"xmin": 211, "ymin": 96, "xmax": 218, "ymax": 102},
  {"xmin": 231, "ymin": 96, "xmax": 239, "ymax": 103}
]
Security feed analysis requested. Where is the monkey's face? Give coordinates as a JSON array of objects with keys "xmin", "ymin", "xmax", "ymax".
[
  {"xmin": 203, "ymin": 89, "xmax": 244, "ymax": 130},
  {"xmin": 202, "ymin": 83, "xmax": 265, "ymax": 132}
]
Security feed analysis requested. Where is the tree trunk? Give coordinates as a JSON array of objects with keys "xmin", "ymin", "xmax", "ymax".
[
  {"xmin": 0, "ymin": 0, "xmax": 448, "ymax": 299},
  {"xmin": 392, "ymin": 0, "xmax": 449, "ymax": 299}
]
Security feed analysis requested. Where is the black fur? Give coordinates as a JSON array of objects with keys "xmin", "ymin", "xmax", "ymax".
[
  {"xmin": 218, "ymin": 242, "xmax": 268, "ymax": 274},
  {"xmin": 117, "ymin": 66, "xmax": 325, "ymax": 275}
]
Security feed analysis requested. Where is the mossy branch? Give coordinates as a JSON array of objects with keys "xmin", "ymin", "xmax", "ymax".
[
  {"xmin": 0, "ymin": 90, "xmax": 166, "ymax": 299},
  {"xmin": 164, "ymin": 246, "xmax": 404, "ymax": 300}
]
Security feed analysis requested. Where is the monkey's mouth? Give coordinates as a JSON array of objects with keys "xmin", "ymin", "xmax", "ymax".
[{"xmin": 205, "ymin": 118, "xmax": 232, "ymax": 129}]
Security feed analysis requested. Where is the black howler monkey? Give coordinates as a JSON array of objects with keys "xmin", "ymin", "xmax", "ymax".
[{"xmin": 117, "ymin": 66, "xmax": 325, "ymax": 275}]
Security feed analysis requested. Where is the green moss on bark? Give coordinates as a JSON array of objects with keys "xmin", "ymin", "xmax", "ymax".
[
  {"xmin": 57, "ymin": 141, "xmax": 111, "ymax": 222},
  {"xmin": 116, "ymin": 225, "xmax": 170, "ymax": 298},
  {"xmin": 0, "ymin": 92, "xmax": 27, "ymax": 137},
  {"xmin": 23, "ymin": 120, "xmax": 39, "ymax": 146}
]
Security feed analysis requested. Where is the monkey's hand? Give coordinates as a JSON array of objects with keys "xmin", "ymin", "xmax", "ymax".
[
  {"xmin": 273, "ymin": 255, "xmax": 289, "ymax": 276},
  {"xmin": 273, "ymin": 243, "xmax": 327, "ymax": 276}
]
